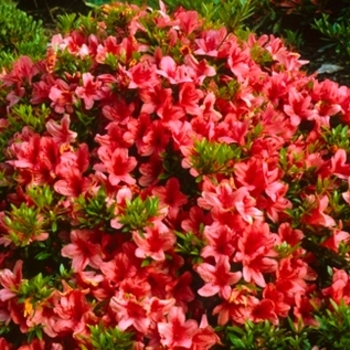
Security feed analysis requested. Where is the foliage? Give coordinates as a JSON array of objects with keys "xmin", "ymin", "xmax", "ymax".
[{"xmin": 0, "ymin": 0, "xmax": 48, "ymax": 68}]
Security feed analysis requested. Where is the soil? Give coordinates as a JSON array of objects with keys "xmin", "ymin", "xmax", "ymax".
[{"xmin": 17, "ymin": 0, "xmax": 350, "ymax": 87}]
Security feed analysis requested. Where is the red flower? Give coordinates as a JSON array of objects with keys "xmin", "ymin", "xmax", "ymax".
[
  {"xmin": 45, "ymin": 115, "xmax": 77, "ymax": 146},
  {"xmin": 61, "ymin": 229, "xmax": 103, "ymax": 272},
  {"xmin": 18, "ymin": 339, "xmax": 45, "ymax": 350},
  {"xmin": 293, "ymin": 294, "xmax": 320, "ymax": 327},
  {"xmin": 133, "ymin": 221, "xmax": 176, "ymax": 261},
  {"xmin": 195, "ymin": 256, "xmax": 242, "ymax": 299},
  {"xmin": 137, "ymin": 120, "xmax": 170, "ymax": 157},
  {"xmin": 201, "ymin": 222, "xmax": 237, "ymax": 261},
  {"xmin": 0, "ymin": 260, "xmax": 23, "ymax": 301},
  {"xmin": 181, "ymin": 206, "xmax": 213, "ymax": 236},
  {"xmin": 0, "ymin": 338, "xmax": 13, "ymax": 350},
  {"xmin": 94, "ymin": 147, "xmax": 137, "ymax": 186},
  {"xmin": 322, "ymin": 268, "xmax": 350, "ymax": 304},
  {"xmin": 192, "ymin": 314, "xmax": 220, "ymax": 349},
  {"xmin": 127, "ymin": 61, "xmax": 159, "ymax": 89},
  {"xmin": 194, "ymin": 27, "xmax": 227, "ymax": 57},
  {"xmin": 198, "ymin": 179, "xmax": 263, "ymax": 224},
  {"xmin": 49, "ymin": 78, "xmax": 77, "ymax": 114},
  {"xmin": 301, "ymin": 194, "xmax": 336, "ymax": 227},
  {"xmin": 110, "ymin": 295, "xmax": 150, "ymax": 334},
  {"xmin": 251, "ymin": 299, "xmax": 279, "ymax": 325},
  {"xmin": 152, "ymin": 177, "xmax": 188, "ymax": 220},
  {"xmin": 212, "ymin": 286, "xmax": 258, "ymax": 325},
  {"xmin": 183, "ymin": 54, "xmax": 216, "ymax": 85},
  {"xmin": 75, "ymin": 72, "xmax": 104, "ymax": 110},
  {"xmin": 330, "ymin": 148, "xmax": 350, "ymax": 179},
  {"xmin": 157, "ymin": 56, "xmax": 193, "ymax": 84},
  {"xmin": 263, "ymin": 283, "xmax": 290, "ymax": 317},
  {"xmin": 235, "ymin": 221, "xmax": 278, "ymax": 287},
  {"xmin": 157, "ymin": 306, "xmax": 198, "ymax": 348},
  {"xmin": 283, "ymin": 87, "xmax": 315, "ymax": 126},
  {"xmin": 52, "ymin": 284, "xmax": 94, "ymax": 336},
  {"xmin": 54, "ymin": 167, "xmax": 90, "ymax": 197},
  {"xmin": 1, "ymin": 56, "xmax": 38, "ymax": 87}
]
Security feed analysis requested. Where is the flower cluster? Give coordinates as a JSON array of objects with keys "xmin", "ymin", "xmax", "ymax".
[{"xmin": 0, "ymin": 1, "xmax": 350, "ymax": 348}]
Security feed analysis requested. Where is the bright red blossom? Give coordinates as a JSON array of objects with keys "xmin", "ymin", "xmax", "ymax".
[
  {"xmin": 158, "ymin": 306, "xmax": 198, "ymax": 349},
  {"xmin": 196, "ymin": 256, "xmax": 242, "ymax": 299}
]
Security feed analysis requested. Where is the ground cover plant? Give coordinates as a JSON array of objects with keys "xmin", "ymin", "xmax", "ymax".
[{"xmin": 2, "ymin": 1, "xmax": 350, "ymax": 349}]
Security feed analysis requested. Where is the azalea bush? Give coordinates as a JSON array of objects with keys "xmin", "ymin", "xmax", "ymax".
[{"xmin": 2, "ymin": 1, "xmax": 350, "ymax": 349}]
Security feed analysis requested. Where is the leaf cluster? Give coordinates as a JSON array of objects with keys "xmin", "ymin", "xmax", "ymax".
[
  {"xmin": 81, "ymin": 323, "xmax": 134, "ymax": 350},
  {"xmin": 225, "ymin": 319, "xmax": 312, "ymax": 350},
  {"xmin": 118, "ymin": 195, "xmax": 160, "ymax": 233},
  {"xmin": 191, "ymin": 139, "xmax": 241, "ymax": 182},
  {"xmin": 0, "ymin": 0, "xmax": 48, "ymax": 68},
  {"xmin": 74, "ymin": 187, "xmax": 116, "ymax": 231}
]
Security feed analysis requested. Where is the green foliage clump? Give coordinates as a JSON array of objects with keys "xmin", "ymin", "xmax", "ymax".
[{"xmin": 0, "ymin": 0, "xmax": 48, "ymax": 68}]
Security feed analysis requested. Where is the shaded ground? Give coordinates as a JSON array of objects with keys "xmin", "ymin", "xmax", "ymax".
[{"xmin": 18, "ymin": 0, "xmax": 350, "ymax": 87}]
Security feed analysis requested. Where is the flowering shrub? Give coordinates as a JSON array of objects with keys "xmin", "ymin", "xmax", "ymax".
[{"xmin": 2, "ymin": 1, "xmax": 350, "ymax": 349}]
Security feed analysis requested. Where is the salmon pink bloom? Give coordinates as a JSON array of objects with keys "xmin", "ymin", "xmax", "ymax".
[
  {"xmin": 263, "ymin": 283, "xmax": 290, "ymax": 317},
  {"xmin": 195, "ymin": 256, "xmax": 242, "ymax": 299},
  {"xmin": 100, "ymin": 252, "xmax": 137, "ymax": 288},
  {"xmin": 52, "ymin": 285, "xmax": 93, "ymax": 336},
  {"xmin": 183, "ymin": 54, "xmax": 216, "ymax": 85},
  {"xmin": 194, "ymin": 27, "xmax": 227, "ymax": 57},
  {"xmin": 201, "ymin": 222, "xmax": 237, "ymax": 261},
  {"xmin": 1, "ymin": 56, "xmax": 38, "ymax": 87},
  {"xmin": 275, "ymin": 257, "xmax": 316, "ymax": 305},
  {"xmin": 61, "ymin": 229, "xmax": 103, "ymax": 272},
  {"xmin": 322, "ymin": 268, "xmax": 350, "ymax": 304},
  {"xmin": 157, "ymin": 306, "xmax": 198, "ymax": 348},
  {"xmin": 94, "ymin": 147, "xmax": 137, "ymax": 186},
  {"xmin": 133, "ymin": 221, "xmax": 176, "ymax": 261},
  {"xmin": 54, "ymin": 167, "xmax": 90, "ymax": 197},
  {"xmin": 148, "ymin": 297, "xmax": 176, "ymax": 324},
  {"xmin": 198, "ymin": 180, "xmax": 263, "ymax": 224},
  {"xmin": 235, "ymin": 221, "xmax": 278, "ymax": 287},
  {"xmin": 330, "ymin": 148, "xmax": 350, "ymax": 179},
  {"xmin": 0, "ymin": 260, "xmax": 23, "ymax": 301},
  {"xmin": 212, "ymin": 286, "xmax": 258, "ymax": 325},
  {"xmin": 152, "ymin": 177, "xmax": 188, "ymax": 220},
  {"xmin": 178, "ymin": 82, "xmax": 203, "ymax": 115},
  {"xmin": 283, "ymin": 87, "xmax": 315, "ymax": 126},
  {"xmin": 110, "ymin": 295, "xmax": 150, "ymax": 333},
  {"xmin": 181, "ymin": 206, "xmax": 213, "ymax": 236},
  {"xmin": 0, "ymin": 338, "xmax": 12, "ymax": 350},
  {"xmin": 49, "ymin": 79, "xmax": 77, "ymax": 114},
  {"xmin": 75, "ymin": 72, "xmax": 104, "ymax": 110},
  {"xmin": 45, "ymin": 115, "xmax": 77, "ymax": 146},
  {"xmin": 174, "ymin": 9, "xmax": 203, "ymax": 35},
  {"xmin": 192, "ymin": 314, "xmax": 220, "ymax": 349},
  {"xmin": 137, "ymin": 120, "xmax": 170, "ymax": 157},
  {"xmin": 251, "ymin": 299, "xmax": 279, "ymax": 325},
  {"xmin": 127, "ymin": 61, "xmax": 159, "ymax": 89},
  {"xmin": 156, "ymin": 56, "xmax": 192, "ymax": 84},
  {"xmin": 301, "ymin": 195, "xmax": 336, "ymax": 227}
]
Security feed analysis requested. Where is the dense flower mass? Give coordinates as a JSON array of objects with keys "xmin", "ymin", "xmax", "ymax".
[{"xmin": 1, "ymin": 1, "xmax": 350, "ymax": 348}]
